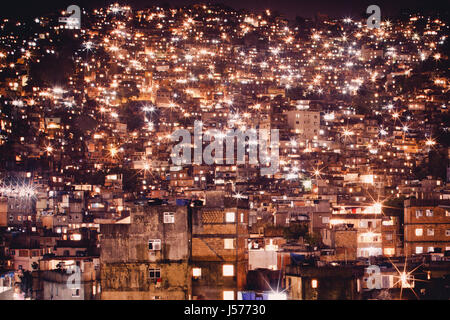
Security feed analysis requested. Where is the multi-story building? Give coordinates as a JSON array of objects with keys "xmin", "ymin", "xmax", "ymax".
[
  {"xmin": 381, "ymin": 215, "xmax": 403, "ymax": 257},
  {"xmin": 100, "ymin": 204, "xmax": 191, "ymax": 299},
  {"xmin": 285, "ymin": 110, "xmax": 320, "ymax": 141},
  {"xmin": 191, "ymin": 192, "xmax": 249, "ymax": 300},
  {"xmin": 404, "ymin": 199, "xmax": 450, "ymax": 256},
  {"xmin": 330, "ymin": 212, "xmax": 383, "ymax": 258}
]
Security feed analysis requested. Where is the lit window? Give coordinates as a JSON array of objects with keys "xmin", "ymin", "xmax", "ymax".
[
  {"xmin": 163, "ymin": 212, "xmax": 175, "ymax": 223},
  {"xmin": 311, "ymin": 279, "xmax": 318, "ymax": 288},
  {"xmin": 426, "ymin": 210, "xmax": 433, "ymax": 217},
  {"xmin": 427, "ymin": 229, "xmax": 434, "ymax": 236},
  {"xmin": 223, "ymin": 290, "xmax": 234, "ymax": 300},
  {"xmin": 224, "ymin": 239, "xmax": 234, "ymax": 249},
  {"xmin": 446, "ymin": 230, "xmax": 450, "ymax": 237},
  {"xmin": 223, "ymin": 264, "xmax": 234, "ymax": 276},
  {"xmin": 415, "ymin": 246, "xmax": 423, "ymax": 254},
  {"xmin": 192, "ymin": 268, "xmax": 201, "ymax": 278},
  {"xmin": 428, "ymin": 247, "xmax": 434, "ymax": 253},
  {"xmin": 225, "ymin": 212, "xmax": 235, "ymax": 223},
  {"xmin": 415, "ymin": 228, "xmax": 423, "ymax": 236},
  {"xmin": 415, "ymin": 210, "xmax": 423, "ymax": 218},
  {"xmin": 148, "ymin": 239, "xmax": 161, "ymax": 250}
]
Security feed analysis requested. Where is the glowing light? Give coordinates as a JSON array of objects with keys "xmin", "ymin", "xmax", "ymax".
[
  {"xmin": 83, "ymin": 41, "xmax": 94, "ymax": 51},
  {"xmin": 0, "ymin": 181, "xmax": 36, "ymax": 199},
  {"xmin": 53, "ymin": 87, "xmax": 64, "ymax": 95},
  {"xmin": 363, "ymin": 202, "xmax": 382, "ymax": 214},
  {"xmin": 142, "ymin": 105, "xmax": 156, "ymax": 113},
  {"xmin": 110, "ymin": 147, "xmax": 118, "ymax": 157},
  {"xmin": 343, "ymin": 129, "xmax": 354, "ymax": 137},
  {"xmin": 267, "ymin": 291, "xmax": 287, "ymax": 300}
]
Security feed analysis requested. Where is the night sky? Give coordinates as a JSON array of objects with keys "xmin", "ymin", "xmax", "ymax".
[{"xmin": 1, "ymin": 0, "xmax": 449, "ymax": 19}]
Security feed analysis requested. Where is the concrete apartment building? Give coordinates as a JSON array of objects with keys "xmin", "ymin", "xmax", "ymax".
[
  {"xmin": 404, "ymin": 199, "xmax": 450, "ymax": 256},
  {"xmin": 286, "ymin": 110, "xmax": 320, "ymax": 141},
  {"xmin": 381, "ymin": 216, "xmax": 403, "ymax": 257},
  {"xmin": 99, "ymin": 204, "xmax": 192, "ymax": 300},
  {"xmin": 329, "ymin": 213, "xmax": 383, "ymax": 258},
  {"xmin": 191, "ymin": 192, "xmax": 249, "ymax": 300}
]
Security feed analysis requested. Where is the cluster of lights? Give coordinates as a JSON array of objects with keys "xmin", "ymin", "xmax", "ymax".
[{"xmin": 0, "ymin": 181, "xmax": 36, "ymax": 198}]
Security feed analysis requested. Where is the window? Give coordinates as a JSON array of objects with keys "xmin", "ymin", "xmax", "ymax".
[
  {"xmin": 426, "ymin": 210, "xmax": 433, "ymax": 217},
  {"xmin": 415, "ymin": 210, "xmax": 423, "ymax": 218},
  {"xmin": 19, "ymin": 250, "xmax": 28, "ymax": 257},
  {"xmin": 192, "ymin": 268, "xmax": 201, "ymax": 278},
  {"xmin": 148, "ymin": 239, "xmax": 161, "ymax": 251},
  {"xmin": 415, "ymin": 228, "xmax": 423, "ymax": 236},
  {"xmin": 445, "ymin": 230, "xmax": 450, "ymax": 237},
  {"xmin": 223, "ymin": 264, "xmax": 234, "ymax": 277},
  {"xmin": 163, "ymin": 212, "xmax": 175, "ymax": 224},
  {"xmin": 322, "ymin": 217, "xmax": 330, "ymax": 224},
  {"xmin": 446, "ymin": 211, "xmax": 450, "ymax": 217},
  {"xmin": 72, "ymin": 289, "xmax": 80, "ymax": 297},
  {"xmin": 240, "ymin": 213, "xmax": 244, "ymax": 223},
  {"xmin": 149, "ymin": 268, "xmax": 161, "ymax": 281},
  {"xmin": 427, "ymin": 247, "xmax": 434, "ymax": 253},
  {"xmin": 385, "ymin": 233, "xmax": 393, "ymax": 241},
  {"xmin": 427, "ymin": 228, "xmax": 434, "ymax": 236},
  {"xmin": 415, "ymin": 246, "xmax": 423, "ymax": 254},
  {"xmin": 225, "ymin": 212, "xmax": 235, "ymax": 223},
  {"xmin": 224, "ymin": 239, "xmax": 234, "ymax": 250},
  {"xmin": 223, "ymin": 291, "xmax": 234, "ymax": 300}
]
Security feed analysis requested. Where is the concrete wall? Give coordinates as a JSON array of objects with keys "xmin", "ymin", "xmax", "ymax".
[
  {"xmin": 248, "ymin": 250, "xmax": 277, "ymax": 270},
  {"xmin": 101, "ymin": 262, "xmax": 190, "ymax": 300},
  {"xmin": 332, "ymin": 228, "xmax": 358, "ymax": 261},
  {"xmin": 100, "ymin": 205, "xmax": 191, "ymax": 299}
]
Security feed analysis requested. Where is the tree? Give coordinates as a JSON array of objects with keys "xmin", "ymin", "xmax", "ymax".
[
  {"xmin": 304, "ymin": 232, "xmax": 323, "ymax": 248},
  {"xmin": 283, "ymin": 223, "xmax": 308, "ymax": 241}
]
